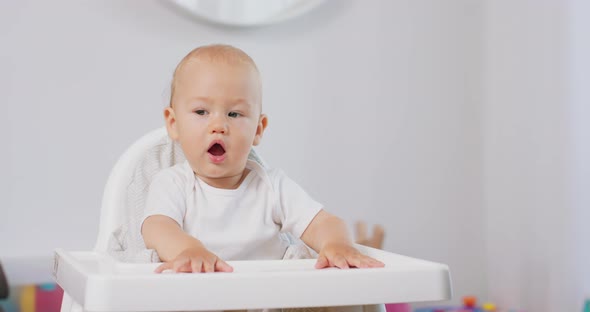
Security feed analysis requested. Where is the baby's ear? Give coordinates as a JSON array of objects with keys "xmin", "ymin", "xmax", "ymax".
[
  {"xmin": 253, "ymin": 114, "xmax": 268, "ymax": 146},
  {"xmin": 164, "ymin": 107, "xmax": 179, "ymax": 141}
]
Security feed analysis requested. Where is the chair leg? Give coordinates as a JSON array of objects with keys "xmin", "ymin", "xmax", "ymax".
[
  {"xmin": 60, "ymin": 292, "xmax": 85, "ymax": 312},
  {"xmin": 363, "ymin": 304, "xmax": 387, "ymax": 312}
]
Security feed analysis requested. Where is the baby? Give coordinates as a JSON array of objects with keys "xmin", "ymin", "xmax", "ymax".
[{"xmin": 141, "ymin": 44, "xmax": 384, "ymax": 273}]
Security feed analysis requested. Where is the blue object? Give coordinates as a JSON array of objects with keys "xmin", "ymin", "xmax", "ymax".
[
  {"xmin": 0, "ymin": 300, "xmax": 18, "ymax": 312},
  {"xmin": 38, "ymin": 283, "xmax": 57, "ymax": 291}
]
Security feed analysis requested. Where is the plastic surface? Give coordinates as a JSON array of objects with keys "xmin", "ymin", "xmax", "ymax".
[
  {"xmin": 53, "ymin": 245, "xmax": 452, "ymax": 312},
  {"xmin": 94, "ymin": 127, "xmax": 168, "ymax": 252}
]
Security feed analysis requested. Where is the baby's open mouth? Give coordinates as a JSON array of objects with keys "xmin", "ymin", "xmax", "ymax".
[{"xmin": 208, "ymin": 143, "xmax": 226, "ymax": 156}]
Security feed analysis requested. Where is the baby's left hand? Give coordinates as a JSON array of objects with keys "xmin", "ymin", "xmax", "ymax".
[{"xmin": 315, "ymin": 242, "xmax": 385, "ymax": 269}]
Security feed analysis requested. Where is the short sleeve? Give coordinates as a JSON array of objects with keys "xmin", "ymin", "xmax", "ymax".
[
  {"xmin": 272, "ymin": 170, "xmax": 323, "ymax": 238},
  {"xmin": 141, "ymin": 169, "xmax": 187, "ymax": 230}
]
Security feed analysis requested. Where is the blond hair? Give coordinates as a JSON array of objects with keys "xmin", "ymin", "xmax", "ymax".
[{"xmin": 169, "ymin": 44, "xmax": 261, "ymax": 107}]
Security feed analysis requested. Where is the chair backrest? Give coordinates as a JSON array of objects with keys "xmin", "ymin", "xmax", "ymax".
[
  {"xmin": 94, "ymin": 127, "xmax": 267, "ymax": 256},
  {"xmin": 94, "ymin": 127, "xmax": 184, "ymax": 252}
]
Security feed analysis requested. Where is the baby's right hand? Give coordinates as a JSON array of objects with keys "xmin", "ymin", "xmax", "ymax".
[{"xmin": 154, "ymin": 246, "xmax": 233, "ymax": 273}]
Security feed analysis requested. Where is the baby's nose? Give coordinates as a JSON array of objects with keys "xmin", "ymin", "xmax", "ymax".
[
  {"xmin": 209, "ymin": 117, "xmax": 227, "ymax": 134},
  {"xmin": 211, "ymin": 127, "xmax": 226, "ymax": 134}
]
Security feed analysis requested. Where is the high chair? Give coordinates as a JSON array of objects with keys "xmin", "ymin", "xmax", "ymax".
[{"xmin": 53, "ymin": 127, "xmax": 452, "ymax": 312}]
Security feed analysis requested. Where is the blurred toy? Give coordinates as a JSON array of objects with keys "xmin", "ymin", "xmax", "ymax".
[
  {"xmin": 385, "ymin": 303, "xmax": 411, "ymax": 312},
  {"xmin": 416, "ymin": 296, "xmax": 475, "ymax": 312},
  {"xmin": 35, "ymin": 284, "xmax": 63, "ymax": 312},
  {"xmin": 0, "ymin": 262, "xmax": 7, "ymax": 300},
  {"xmin": 355, "ymin": 221, "xmax": 385, "ymax": 249},
  {"xmin": 413, "ymin": 295, "xmax": 525, "ymax": 312},
  {"xmin": 19, "ymin": 285, "xmax": 34, "ymax": 312},
  {"xmin": 1, "ymin": 283, "xmax": 64, "ymax": 312},
  {"xmin": 463, "ymin": 296, "xmax": 476, "ymax": 309}
]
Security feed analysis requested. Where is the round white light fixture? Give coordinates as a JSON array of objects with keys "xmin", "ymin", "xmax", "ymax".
[{"xmin": 169, "ymin": 0, "xmax": 325, "ymax": 27}]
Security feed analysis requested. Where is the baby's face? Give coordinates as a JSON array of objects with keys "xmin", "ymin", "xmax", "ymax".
[{"xmin": 166, "ymin": 59, "xmax": 266, "ymax": 188}]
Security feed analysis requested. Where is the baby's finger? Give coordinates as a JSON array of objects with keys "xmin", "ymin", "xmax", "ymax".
[
  {"xmin": 332, "ymin": 255, "xmax": 350, "ymax": 269},
  {"xmin": 172, "ymin": 258, "xmax": 191, "ymax": 272},
  {"xmin": 315, "ymin": 254, "xmax": 330, "ymax": 269},
  {"xmin": 154, "ymin": 262, "xmax": 171, "ymax": 273},
  {"xmin": 343, "ymin": 253, "xmax": 362, "ymax": 268},
  {"xmin": 191, "ymin": 260, "xmax": 204, "ymax": 273},
  {"xmin": 203, "ymin": 259, "xmax": 215, "ymax": 273},
  {"xmin": 358, "ymin": 255, "xmax": 378, "ymax": 268},
  {"xmin": 366, "ymin": 257, "xmax": 385, "ymax": 268},
  {"xmin": 215, "ymin": 259, "xmax": 234, "ymax": 272}
]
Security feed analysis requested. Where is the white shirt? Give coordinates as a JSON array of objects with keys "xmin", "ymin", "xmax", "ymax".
[{"xmin": 142, "ymin": 160, "xmax": 323, "ymax": 260}]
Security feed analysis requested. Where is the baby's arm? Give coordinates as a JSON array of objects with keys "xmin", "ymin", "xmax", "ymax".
[
  {"xmin": 142, "ymin": 215, "xmax": 233, "ymax": 273},
  {"xmin": 301, "ymin": 210, "xmax": 385, "ymax": 269}
]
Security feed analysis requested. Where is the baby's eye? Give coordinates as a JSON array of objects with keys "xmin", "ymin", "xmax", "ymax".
[
  {"xmin": 228, "ymin": 112, "xmax": 241, "ymax": 118},
  {"xmin": 195, "ymin": 110, "xmax": 207, "ymax": 116}
]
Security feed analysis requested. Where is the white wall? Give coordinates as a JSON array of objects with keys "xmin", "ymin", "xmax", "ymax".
[
  {"xmin": 568, "ymin": 0, "xmax": 590, "ymax": 307},
  {"xmin": 0, "ymin": 0, "xmax": 485, "ymax": 303},
  {"xmin": 483, "ymin": 0, "xmax": 590, "ymax": 311}
]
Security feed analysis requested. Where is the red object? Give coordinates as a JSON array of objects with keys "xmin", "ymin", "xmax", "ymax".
[
  {"xmin": 385, "ymin": 303, "xmax": 411, "ymax": 312},
  {"xmin": 463, "ymin": 295, "xmax": 477, "ymax": 308},
  {"xmin": 35, "ymin": 284, "xmax": 64, "ymax": 312}
]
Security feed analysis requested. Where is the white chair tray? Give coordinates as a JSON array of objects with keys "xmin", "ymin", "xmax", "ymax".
[{"xmin": 53, "ymin": 245, "xmax": 451, "ymax": 311}]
